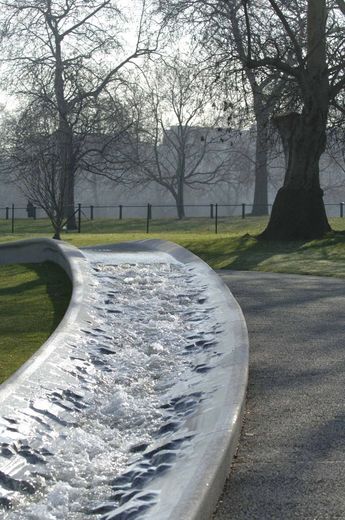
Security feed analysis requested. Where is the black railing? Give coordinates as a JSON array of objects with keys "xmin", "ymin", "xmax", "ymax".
[{"xmin": 1, "ymin": 201, "xmax": 344, "ymax": 235}]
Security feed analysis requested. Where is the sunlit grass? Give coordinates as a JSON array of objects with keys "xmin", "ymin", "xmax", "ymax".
[
  {"xmin": 1, "ymin": 216, "xmax": 345, "ymax": 278},
  {"xmin": 0, "ymin": 215, "xmax": 268, "ymax": 235}
]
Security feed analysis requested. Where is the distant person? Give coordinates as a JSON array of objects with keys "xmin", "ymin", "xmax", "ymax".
[{"xmin": 26, "ymin": 201, "xmax": 35, "ymax": 218}]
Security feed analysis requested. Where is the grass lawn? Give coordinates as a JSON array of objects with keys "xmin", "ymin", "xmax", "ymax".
[
  {"xmin": 2, "ymin": 215, "xmax": 345, "ymax": 277},
  {"xmin": 0, "ymin": 262, "xmax": 72, "ymax": 383},
  {"xmin": 69, "ymin": 217, "xmax": 345, "ymax": 278}
]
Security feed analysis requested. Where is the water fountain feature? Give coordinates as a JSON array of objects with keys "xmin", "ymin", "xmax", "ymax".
[{"xmin": 0, "ymin": 239, "xmax": 248, "ymax": 519}]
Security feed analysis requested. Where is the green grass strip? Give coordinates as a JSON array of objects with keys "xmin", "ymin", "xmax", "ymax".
[
  {"xmin": 56, "ymin": 217, "xmax": 345, "ymax": 279},
  {"xmin": 0, "ymin": 262, "xmax": 72, "ymax": 384}
]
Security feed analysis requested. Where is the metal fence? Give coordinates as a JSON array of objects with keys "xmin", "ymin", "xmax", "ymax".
[{"xmin": 1, "ymin": 201, "xmax": 345, "ymax": 235}]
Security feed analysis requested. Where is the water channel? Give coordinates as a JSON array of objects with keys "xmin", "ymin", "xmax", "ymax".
[{"xmin": 0, "ymin": 251, "xmax": 223, "ymax": 519}]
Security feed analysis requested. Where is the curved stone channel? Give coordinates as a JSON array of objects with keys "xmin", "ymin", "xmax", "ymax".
[{"xmin": 0, "ymin": 240, "xmax": 248, "ymax": 520}]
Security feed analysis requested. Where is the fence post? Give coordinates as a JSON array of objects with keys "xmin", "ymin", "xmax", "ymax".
[
  {"xmin": 5, "ymin": 207, "xmax": 9, "ymax": 220},
  {"xmin": 90, "ymin": 205, "xmax": 94, "ymax": 220},
  {"xmin": 146, "ymin": 203, "xmax": 151, "ymax": 234},
  {"xmin": 340, "ymin": 202, "xmax": 344, "ymax": 218},
  {"xmin": 33, "ymin": 206, "xmax": 37, "ymax": 220},
  {"xmin": 119, "ymin": 204, "xmax": 123, "ymax": 220},
  {"xmin": 11, "ymin": 203, "xmax": 14, "ymax": 233},
  {"xmin": 242, "ymin": 203, "xmax": 246, "ymax": 219},
  {"xmin": 210, "ymin": 203, "xmax": 214, "ymax": 219},
  {"xmin": 78, "ymin": 203, "xmax": 81, "ymax": 233},
  {"xmin": 215, "ymin": 203, "xmax": 218, "ymax": 234}
]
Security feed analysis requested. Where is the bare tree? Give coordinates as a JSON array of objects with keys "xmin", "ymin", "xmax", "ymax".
[
  {"xmin": 1, "ymin": 83, "xmax": 140, "ymax": 238},
  {"xmin": 2, "ymin": 105, "xmax": 68, "ymax": 239},
  {"xmin": 129, "ymin": 56, "xmax": 238, "ymax": 218},
  {"xmin": 157, "ymin": 1, "xmax": 288, "ymax": 216},
  {"xmin": 204, "ymin": 5, "xmax": 287, "ymax": 216},
  {"xmin": 0, "ymin": 0, "xmax": 160, "ymax": 228}
]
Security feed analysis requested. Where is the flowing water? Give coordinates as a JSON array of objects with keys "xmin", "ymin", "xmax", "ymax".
[{"xmin": 0, "ymin": 251, "xmax": 223, "ymax": 519}]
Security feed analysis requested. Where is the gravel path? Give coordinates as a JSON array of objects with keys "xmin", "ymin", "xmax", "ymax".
[{"xmin": 214, "ymin": 271, "xmax": 345, "ymax": 520}]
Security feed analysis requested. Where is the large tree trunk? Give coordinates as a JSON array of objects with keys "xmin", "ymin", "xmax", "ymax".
[
  {"xmin": 251, "ymin": 109, "xmax": 269, "ymax": 216},
  {"xmin": 259, "ymin": 111, "xmax": 330, "ymax": 240},
  {"xmin": 259, "ymin": 0, "xmax": 330, "ymax": 240}
]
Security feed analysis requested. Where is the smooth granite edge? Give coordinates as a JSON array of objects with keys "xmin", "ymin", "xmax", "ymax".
[{"xmin": 0, "ymin": 238, "xmax": 249, "ymax": 519}]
